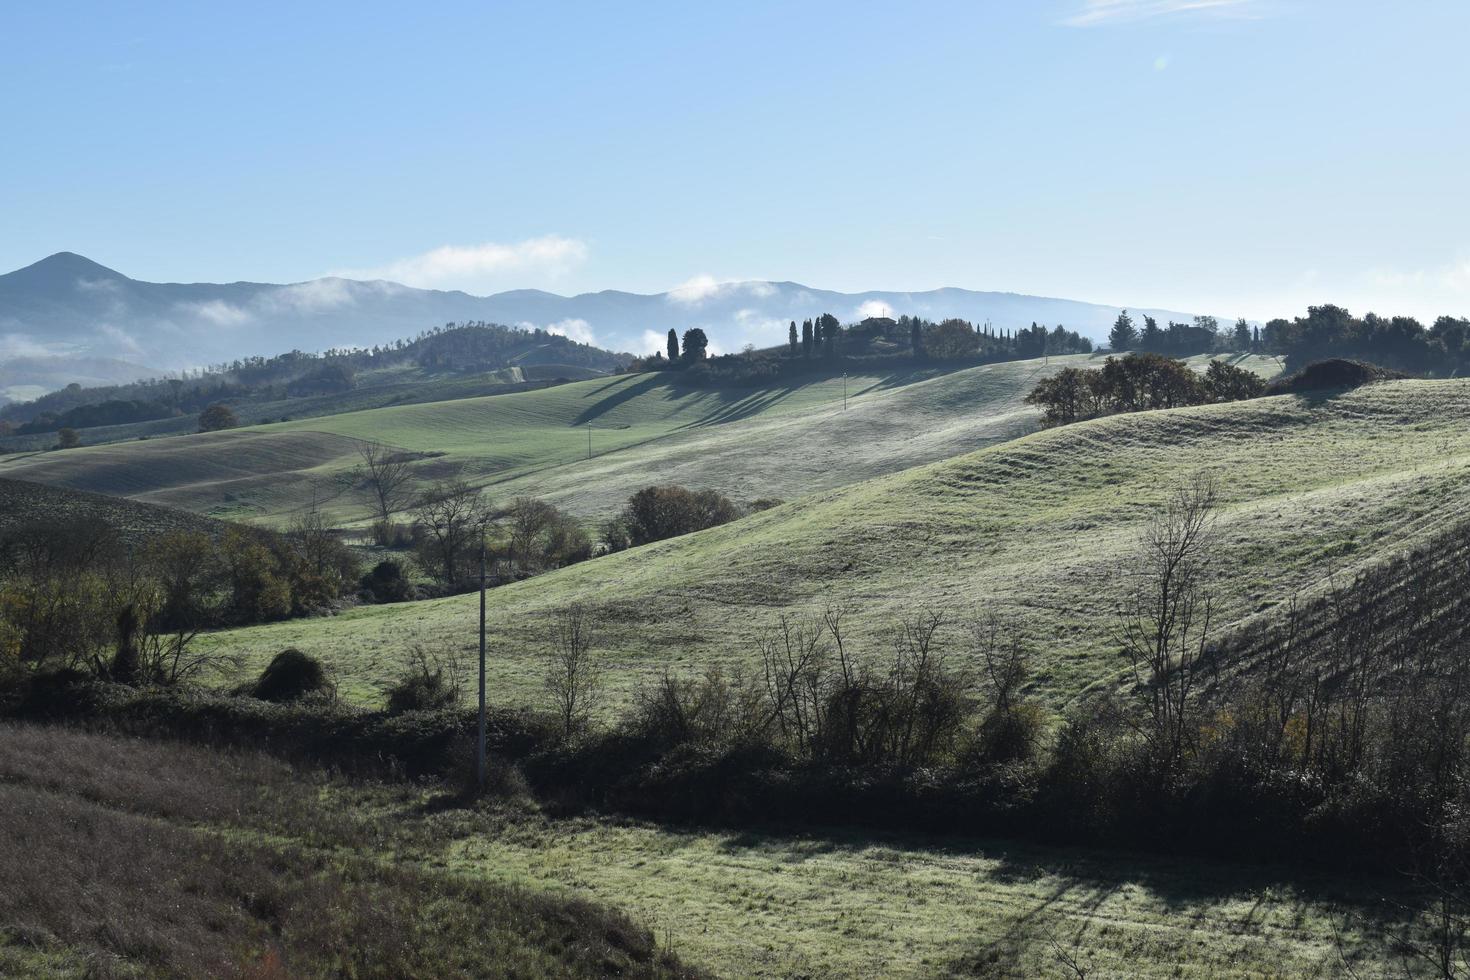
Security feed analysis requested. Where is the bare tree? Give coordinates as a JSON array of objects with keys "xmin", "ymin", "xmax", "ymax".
[
  {"xmin": 972, "ymin": 613, "xmax": 1029, "ymax": 718},
  {"xmin": 1115, "ymin": 472, "xmax": 1218, "ymax": 782},
  {"xmin": 356, "ymin": 441, "xmax": 415, "ymax": 541},
  {"xmin": 544, "ymin": 604, "xmax": 604, "ymax": 738},
  {"xmin": 412, "ymin": 478, "xmax": 495, "ymax": 591},
  {"xmin": 504, "ymin": 496, "xmax": 559, "ymax": 573},
  {"xmin": 756, "ymin": 614, "xmax": 831, "ymax": 757}
]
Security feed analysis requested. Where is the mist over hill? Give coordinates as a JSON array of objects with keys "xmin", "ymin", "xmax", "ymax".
[{"xmin": 0, "ymin": 251, "xmax": 1206, "ymax": 402}]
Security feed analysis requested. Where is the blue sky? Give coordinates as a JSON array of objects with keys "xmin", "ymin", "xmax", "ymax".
[{"xmin": 3, "ymin": 0, "xmax": 1468, "ymax": 323}]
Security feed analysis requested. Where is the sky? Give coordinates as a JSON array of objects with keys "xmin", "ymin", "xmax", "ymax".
[{"xmin": 3, "ymin": 0, "xmax": 1469, "ymax": 323}]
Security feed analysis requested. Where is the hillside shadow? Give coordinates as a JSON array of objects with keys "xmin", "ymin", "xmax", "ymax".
[
  {"xmin": 715, "ymin": 822, "xmax": 1416, "ymax": 972},
  {"xmin": 705, "ymin": 822, "xmax": 1397, "ymax": 915},
  {"xmin": 677, "ymin": 384, "xmax": 805, "ymax": 427},
  {"xmin": 570, "ymin": 374, "xmax": 668, "ymax": 425}
]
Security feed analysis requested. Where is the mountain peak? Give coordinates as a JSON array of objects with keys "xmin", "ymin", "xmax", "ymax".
[{"xmin": 3, "ymin": 251, "xmax": 128, "ymax": 285}]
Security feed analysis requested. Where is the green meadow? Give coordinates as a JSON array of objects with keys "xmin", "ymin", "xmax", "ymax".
[
  {"xmin": 0, "ymin": 353, "xmax": 1280, "ymax": 528},
  {"xmin": 199, "ymin": 375, "xmax": 1470, "ymax": 711},
  {"xmin": 438, "ymin": 810, "xmax": 1404, "ymax": 979}
]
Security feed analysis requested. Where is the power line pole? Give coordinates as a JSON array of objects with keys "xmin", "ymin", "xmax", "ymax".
[{"xmin": 476, "ymin": 539, "xmax": 487, "ymax": 790}]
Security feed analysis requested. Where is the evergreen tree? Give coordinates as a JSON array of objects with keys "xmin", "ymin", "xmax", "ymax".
[
  {"xmin": 666, "ymin": 328, "xmax": 679, "ymax": 363},
  {"xmin": 1139, "ymin": 315, "xmax": 1162, "ymax": 351},
  {"xmin": 1108, "ymin": 310, "xmax": 1138, "ymax": 351},
  {"xmin": 680, "ymin": 327, "xmax": 709, "ymax": 363},
  {"xmin": 1233, "ymin": 318, "xmax": 1252, "ymax": 351},
  {"xmin": 818, "ymin": 313, "xmax": 840, "ymax": 358},
  {"xmin": 802, "ymin": 319, "xmax": 813, "ymax": 357},
  {"xmin": 911, "ymin": 320, "xmax": 925, "ymax": 359},
  {"xmin": 788, "ymin": 320, "xmax": 798, "ymax": 356}
]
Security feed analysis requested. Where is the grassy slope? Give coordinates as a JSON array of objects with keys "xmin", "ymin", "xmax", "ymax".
[
  {"xmin": 444, "ymin": 812, "xmax": 1405, "ymax": 979},
  {"xmin": 0, "ymin": 476, "xmax": 227, "ymax": 546},
  {"xmin": 0, "ymin": 723, "xmax": 695, "ymax": 979},
  {"xmin": 0, "ymin": 355, "xmax": 1078, "ymax": 523},
  {"xmin": 2, "ymin": 722, "xmax": 1417, "ymax": 979},
  {"xmin": 198, "ymin": 377, "xmax": 1470, "ymax": 708},
  {"xmin": 0, "ymin": 361, "xmax": 609, "ymax": 453},
  {"xmin": 0, "ymin": 353, "xmax": 1278, "ymax": 527}
]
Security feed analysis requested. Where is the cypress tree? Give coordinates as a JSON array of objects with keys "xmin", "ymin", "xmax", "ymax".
[
  {"xmin": 666, "ymin": 328, "xmax": 679, "ymax": 363},
  {"xmin": 911, "ymin": 320, "xmax": 925, "ymax": 359},
  {"xmin": 802, "ymin": 319, "xmax": 813, "ymax": 357},
  {"xmin": 788, "ymin": 320, "xmax": 798, "ymax": 356}
]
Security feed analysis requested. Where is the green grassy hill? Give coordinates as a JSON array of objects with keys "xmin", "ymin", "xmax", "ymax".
[
  {"xmin": 0, "ymin": 476, "xmax": 228, "ymax": 546},
  {"xmin": 0, "ymin": 353, "xmax": 1280, "ymax": 527},
  {"xmin": 198, "ymin": 374, "xmax": 1467, "ymax": 709},
  {"xmin": 0, "ymin": 362, "xmax": 601, "ymax": 453}
]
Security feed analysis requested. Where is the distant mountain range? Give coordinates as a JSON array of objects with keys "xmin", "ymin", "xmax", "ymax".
[{"xmin": 0, "ymin": 251, "xmax": 1208, "ymax": 403}]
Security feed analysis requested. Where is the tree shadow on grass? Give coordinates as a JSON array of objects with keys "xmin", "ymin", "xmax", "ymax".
[
  {"xmin": 571, "ymin": 374, "xmax": 670, "ymax": 426},
  {"xmin": 694, "ymin": 821, "xmax": 1412, "ymax": 975},
  {"xmin": 707, "ymin": 821, "xmax": 1399, "ymax": 915}
]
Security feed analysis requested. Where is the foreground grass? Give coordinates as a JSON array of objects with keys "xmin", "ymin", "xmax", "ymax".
[
  {"xmin": 200, "ymin": 375, "xmax": 1470, "ymax": 710},
  {"xmin": 358, "ymin": 791, "xmax": 1413, "ymax": 979},
  {"xmin": 3, "ymin": 720, "xmax": 1443, "ymax": 978},
  {"xmin": 0, "ymin": 723, "xmax": 695, "ymax": 979}
]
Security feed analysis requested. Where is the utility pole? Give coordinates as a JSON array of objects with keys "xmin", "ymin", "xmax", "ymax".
[{"xmin": 476, "ymin": 539, "xmax": 487, "ymax": 790}]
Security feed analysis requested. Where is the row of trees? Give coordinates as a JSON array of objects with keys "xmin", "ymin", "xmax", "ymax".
[
  {"xmin": 1261, "ymin": 303, "xmax": 1470, "ymax": 374},
  {"xmin": 1106, "ymin": 311, "xmax": 1250, "ymax": 356},
  {"xmin": 1024, "ymin": 353, "xmax": 1266, "ymax": 426},
  {"xmin": 0, "ymin": 515, "xmax": 360, "ymax": 684},
  {"xmin": 625, "ymin": 313, "xmax": 1095, "ymax": 380},
  {"xmin": 780, "ymin": 313, "xmax": 1094, "ymax": 362},
  {"xmin": 1107, "ymin": 304, "xmax": 1470, "ymax": 376}
]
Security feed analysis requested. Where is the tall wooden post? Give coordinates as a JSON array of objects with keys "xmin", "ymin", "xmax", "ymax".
[{"xmin": 477, "ymin": 540, "xmax": 486, "ymax": 789}]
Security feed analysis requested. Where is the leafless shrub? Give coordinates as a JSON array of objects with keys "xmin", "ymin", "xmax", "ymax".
[
  {"xmin": 1115, "ymin": 472, "xmax": 1218, "ymax": 782},
  {"xmin": 545, "ymin": 604, "xmax": 604, "ymax": 739},
  {"xmin": 753, "ymin": 608, "xmax": 976, "ymax": 767},
  {"xmin": 356, "ymin": 441, "xmax": 416, "ymax": 541}
]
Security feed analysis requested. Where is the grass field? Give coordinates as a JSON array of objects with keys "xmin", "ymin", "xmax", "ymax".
[
  {"xmin": 196, "ymin": 375, "xmax": 1470, "ymax": 710},
  {"xmin": 0, "ymin": 362, "xmax": 609, "ymax": 453},
  {"xmin": 0, "ymin": 353, "xmax": 1279, "ymax": 530},
  {"xmin": 0, "ymin": 723, "xmax": 695, "ymax": 979},
  {"xmin": 441, "ymin": 811, "xmax": 1409, "ymax": 978},
  {"xmin": 0, "ymin": 476, "xmax": 227, "ymax": 547},
  {"xmin": 4, "ymin": 721, "xmax": 1427, "ymax": 979}
]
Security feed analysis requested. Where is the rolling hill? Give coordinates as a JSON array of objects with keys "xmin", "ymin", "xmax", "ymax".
[
  {"xmin": 0, "ymin": 355, "xmax": 1090, "ymax": 523},
  {"xmin": 0, "ymin": 476, "xmax": 228, "ymax": 547},
  {"xmin": 0, "ymin": 353, "xmax": 1281, "ymax": 526},
  {"xmin": 1, "ymin": 250, "xmax": 1217, "ymax": 401},
  {"xmin": 192, "ymin": 375, "xmax": 1470, "ymax": 708}
]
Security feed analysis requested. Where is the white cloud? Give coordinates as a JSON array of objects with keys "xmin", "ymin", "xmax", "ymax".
[
  {"xmin": 75, "ymin": 277, "xmax": 122, "ymax": 294},
  {"xmin": 97, "ymin": 323, "xmax": 143, "ymax": 355},
  {"xmin": 0, "ymin": 333, "xmax": 57, "ymax": 359},
  {"xmin": 542, "ymin": 318, "xmax": 597, "ymax": 346},
  {"xmin": 665, "ymin": 276, "xmax": 777, "ymax": 306},
  {"xmin": 1369, "ymin": 259, "xmax": 1470, "ymax": 294},
  {"xmin": 732, "ymin": 309, "xmax": 789, "ymax": 343},
  {"xmin": 854, "ymin": 299, "xmax": 895, "ymax": 320},
  {"xmin": 640, "ymin": 329, "xmax": 669, "ymax": 355},
  {"xmin": 1062, "ymin": 0, "xmax": 1261, "ymax": 27},
  {"xmin": 179, "ymin": 299, "xmax": 254, "ymax": 327},
  {"xmin": 333, "ymin": 236, "xmax": 589, "ymax": 293}
]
